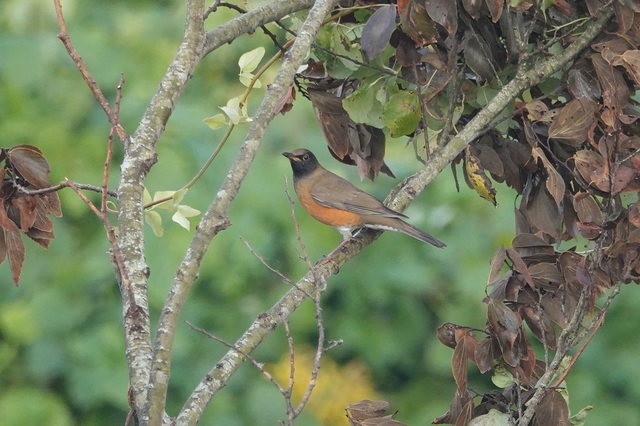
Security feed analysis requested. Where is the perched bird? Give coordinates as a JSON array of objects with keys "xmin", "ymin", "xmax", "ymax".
[{"xmin": 283, "ymin": 149, "xmax": 445, "ymax": 248}]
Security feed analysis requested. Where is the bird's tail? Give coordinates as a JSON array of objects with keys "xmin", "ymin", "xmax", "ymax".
[{"xmin": 371, "ymin": 218, "xmax": 446, "ymax": 248}]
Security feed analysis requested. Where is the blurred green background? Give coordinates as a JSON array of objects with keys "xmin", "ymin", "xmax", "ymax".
[{"xmin": 1, "ymin": 0, "xmax": 639, "ymax": 424}]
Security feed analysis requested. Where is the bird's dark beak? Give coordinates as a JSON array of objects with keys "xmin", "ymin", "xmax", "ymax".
[{"xmin": 282, "ymin": 152, "xmax": 298, "ymax": 161}]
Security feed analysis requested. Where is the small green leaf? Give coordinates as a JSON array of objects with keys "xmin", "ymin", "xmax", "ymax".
[
  {"xmin": 172, "ymin": 205, "xmax": 201, "ymax": 231},
  {"xmin": 143, "ymin": 188, "xmax": 152, "ymax": 206},
  {"xmin": 383, "ymin": 91, "xmax": 421, "ymax": 137},
  {"xmin": 172, "ymin": 188, "xmax": 187, "ymax": 205},
  {"xmin": 220, "ymin": 96, "xmax": 251, "ymax": 125},
  {"xmin": 239, "ymin": 72, "xmax": 262, "ymax": 88},
  {"xmin": 153, "ymin": 190, "xmax": 177, "ymax": 211},
  {"xmin": 238, "ymin": 47, "xmax": 265, "ymax": 74},
  {"xmin": 491, "ymin": 364, "xmax": 515, "ymax": 388},
  {"xmin": 203, "ymin": 114, "xmax": 227, "ymax": 130},
  {"xmin": 569, "ymin": 405, "xmax": 593, "ymax": 426},
  {"xmin": 342, "ymin": 84, "xmax": 384, "ymax": 128},
  {"xmin": 145, "ymin": 211, "xmax": 163, "ymax": 237}
]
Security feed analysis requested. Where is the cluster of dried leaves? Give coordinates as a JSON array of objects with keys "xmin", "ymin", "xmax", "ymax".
[
  {"xmin": 435, "ymin": 2, "xmax": 640, "ymax": 426},
  {"xmin": 296, "ymin": 0, "xmax": 640, "ymax": 424},
  {"xmin": 0, "ymin": 145, "xmax": 61, "ymax": 284}
]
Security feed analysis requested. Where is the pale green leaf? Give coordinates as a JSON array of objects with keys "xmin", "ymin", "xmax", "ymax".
[
  {"xmin": 203, "ymin": 114, "xmax": 227, "ymax": 130},
  {"xmin": 153, "ymin": 190, "xmax": 177, "ymax": 211},
  {"xmin": 491, "ymin": 364, "xmax": 515, "ymax": 388},
  {"xmin": 239, "ymin": 72, "xmax": 262, "ymax": 88},
  {"xmin": 238, "ymin": 47, "xmax": 265, "ymax": 74},
  {"xmin": 172, "ymin": 205, "xmax": 200, "ymax": 231},
  {"xmin": 569, "ymin": 405, "xmax": 593, "ymax": 426},
  {"xmin": 143, "ymin": 188, "xmax": 152, "ymax": 206},
  {"xmin": 145, "ymin": 211, "xmax": 163, "ymax": 237},
  {"xmin": 468, "ymin": 409, "xmax": 511, "ymax": 426},
  {"xmin": 172, "ymin": 188, "xmax": 187, "ymax": 205}
]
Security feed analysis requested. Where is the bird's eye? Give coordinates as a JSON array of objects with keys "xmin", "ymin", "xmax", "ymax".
[{"xmin": 302, "ymin": 154, "xmax": 309, "ymax": 161}]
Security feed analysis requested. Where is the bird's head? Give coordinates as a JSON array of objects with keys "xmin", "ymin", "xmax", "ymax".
[{"xmin": 282, "ymin": 149, "xmax": 319, "ymax": 177}]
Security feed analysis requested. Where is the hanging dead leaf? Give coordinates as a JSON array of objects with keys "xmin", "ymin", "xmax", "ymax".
[
  {"xmin": 399, "ymin": 0, "xmax": 438, "ymax": 46},
  {"xmin": 424, "ymin": 0, "xmax": 457, "ymax": 35},
  {"xmin": 548, "ymin": 99, "xmax": 598, "ymax": 146},
  {"xmin": 532, "ymin": 147, "xmax": 565, "ymax": 206},
  {"xmin": 535, "ymin": 390, "xmax": 570, "ymax": 426},
  {"xmin": 573, "ymin": 149, "xmax": 611, "ymax": 192},
  {"xmin": 6, "ymin": 230, "xmax": 25, "ymax": 285},
  {"xmin": 4, "ymin": 145, "xmax": 52, "ymax": 189},
  {"xmin": 487, "ymin": 300, "xmax": 521, "ymax": 367},
  {"xmin": 485, "ymin": 0, "xmax": 504, "ymax": 22},
  {"xmin": 464, "ymin": 146, "xmax": 497, "ymax": 205}
]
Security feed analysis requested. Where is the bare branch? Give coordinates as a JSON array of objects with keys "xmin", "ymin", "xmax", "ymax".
[{"xmin": 52, "ymin": 0, "xmax": 127, "ymax": 141}]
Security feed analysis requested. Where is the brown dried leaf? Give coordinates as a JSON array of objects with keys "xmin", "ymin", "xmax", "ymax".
[
  {"xmin": 611, "ymin": 49, "xmax": 640, "ymax": 85},
  {"xmin": 528, "ymin": 262, "xmax": 564, "ymax": 290},
  {"xmin": 532, "ymin": 147, "xmax": 565, "ymax": 206},
  {"xmin": 567, "ymin": 64, "xmax": 601, "ymax": 100},
  {"xmin": 461, "ymin": 0, "xmax": 482, "ymax": 18},
  {"xmin": 475, "ymin": 336, "xmax": 499, "ymax": 374},
  {"xmin": 487, "ymin": 300, "xmax": 521, "ymax": 367},
  {"xmin": 488, "ymin": 245, "xmax": 507, "ymax": 285},
  {"xmin": 485, "ymin": 0, "xmax": 504, "ymax": 23},
  {"xmin": 432, "ymin": 390, "xmax": 472, "ymax": 424},
  {"xmin": 425, "ymin": 0, "xmax": 457, "ymax": 35},
  {"xmin": 399, "ymin": 0, "xmax": 438, "ymax": 46},
  {"xmin": 347, "ymin": 400, "xmax": 389, "ymax": 422},
  {"xmin": 452, "ymin": 337, "xmax": 469, "ymax": 394},
  {"xmin": 548, "ymin": 99, "xmax": 598, "ymax": 146},
  {"xmin": 6, "ymin": 230, "xmax": 25, "ymax": 285},
  {"xmin": 520, "ymin": 184, "xmax": 563, "ymax": 240},
  {"xmin": 436, "ymin": 322, "xmax": 462, "ymax": 349},
  {"xmin": 573, "ymin": 150, "xmax": 610, "ymax": 192},
  {"xmin": 506, "ymin": 247, "xmax": 534, "ymax": 288},
  {"xmin": 536, "ymin": 390, "xmax": 570, "ymax": 426},
  {"xmin": 0, "ymin": 229, "xmax": 6, "ymax": 265},
  {"xmin": 591, "ymin": 53, "xmax": 630, "ymax": 118},
  {"xmin": 5, "ymin": 145, "xmax": 52, "ymax": 189},
  {"xmin": 11, "ymin": 195, "xmax": 37, "ymax": 232}
]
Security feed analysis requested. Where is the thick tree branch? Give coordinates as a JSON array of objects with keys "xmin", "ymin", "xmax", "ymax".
[
  {"xmin": 120, "ymin": 0, "xmax": 207, "ymax": 421},
  {"xmin": 202, "ymin": 0, "xmax": 316, "ymax": 56},
  {"xmin": 173, "ymin": 7, "xmax": 614, "ymax": 424},
  {"xmin": 174, "ymin": 0, "xmax": 337, "ymax": 422}
]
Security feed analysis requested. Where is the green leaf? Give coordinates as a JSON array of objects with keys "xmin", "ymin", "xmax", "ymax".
[
  {"xmin": 239, "ymin": 72, "xmax": 262, "ymax": 88},
  {"xmin": 203, "ymin": 113, "xmax": 227, "ymax": 130},
  {"xmin": 153, "ymin": 190, "xmax": 177, "ymax": 211},
  {"xmin": 220, "ymin": 96, "xmax": 251, "ymax": 125},
  {"xmin": 342, "ymin": 83, "xmax": 384, "ymax": 128},
  {"xmin": 569, "ymin": 405, "xmax": 593, "ymax": 426},
  {"xmin": 172, "ymin": 205, "xmax": 201, "ymax": 231},
  {"xmin": 491, "ymin": 364, "xmax": 515, "ymax": 388},
  {"xmin": 238, "ymin": 47, "xmax": 265, "ymax": 74},
  {"xmin": 145, "ymin": 211, "xmax": 163, "ymax": 237},
  {"xmin": 383, "ymin": 91, "xmax": 421, "ymax": 137}
]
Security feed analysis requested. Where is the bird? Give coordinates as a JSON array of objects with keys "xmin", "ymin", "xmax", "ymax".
[{"xmin": 282, "ymin": 149, "xmax": 446, "ymax": 248}]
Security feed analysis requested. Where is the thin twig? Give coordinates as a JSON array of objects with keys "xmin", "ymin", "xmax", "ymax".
[
  {"xmin": 52, "ymin": 0, "xmax": 127, "ymax": 141},
  {"xmin": 16, "ymin": 181, "xmax": 117, "ymax": 197},
  {"xmin": 186, "ymin": 321, "xmax": 289, "ymax": 395}
]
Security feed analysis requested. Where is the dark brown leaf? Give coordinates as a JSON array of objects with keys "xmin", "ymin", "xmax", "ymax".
[
  {"xmin": 567, "ymin": 63, "xmax": 601, "ymax": 100},
  {"xmin": 11, "ymin": 195, "xmax": 37, "ymax": 232},
  {"xmin": 0, "ymin": 229, "xmax": 6, "ymax": 265},
  {"xmin": 461, "ymin": 0, "xmax": 482, "ymax": 18},
  {"xmin": 436, "ymin": 322, "xmax": 460, "ymax": 349},
  {"xmin": 474, "ymin": 336, "xmax": 499, "ymax": 374},
  {"xmin": 6, "ymin": 230, "xmax": 24, "ymax": 285},
  {"xmin": 506, "ymin": 247, "xmax": 534, "ymax": 288},
  {"xmin": 532, "ymin": 147, "xmax": 565, "ymax": 207},
  {"xmin": 5, "ymin": 145, "xmax": 52, "ymax": 189},
  {"xmin": 488, "ymin": 245, "xmax": 507, "ymax": 285},
  {"xmin": 452, "ymin": 337, "xmax": 469, "ymax": 394},
  {"xmin": 432, "ymin": 390, "xmax": 472, "ymax": 424},
  {"xmin": 484, "ymin": 0, "xmax": 504, "ymax": 22},
  {"xmin": 487, "ymin": 300, "xmax": 521, "ymax": 367},
  {"xmin": 535, "ymin": 390, "xmax": 570, "ymax": 426},
  {"xmin": 548, "ymin": 99, "xmax": 598, "ymax": 146},
  {"xmin": 528, "ymin": 262, "xmax": 564, "ymax": 290},
  {"xmin": 425, "ymin": 0, "xmax": 457, "ymax": 35},
  {"xmin": 399, "ymin": 0, "xmax": 438, "ymax": 46},
  {"xmin": 573, "ymin": 150, "xmax": 610, "ymax": 192},
  {"xmin": 361, "ymin": 5, "xmax": 397, "ymax": 62}
]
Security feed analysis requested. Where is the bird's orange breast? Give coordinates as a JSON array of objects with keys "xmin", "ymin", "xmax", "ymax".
[{"xmin": 295, "ymin": 185, "xmax": 362, "ymax": 228}]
